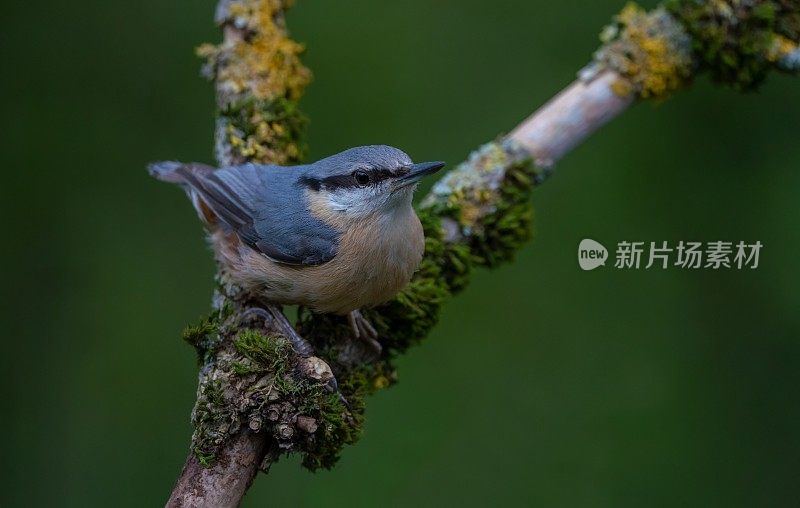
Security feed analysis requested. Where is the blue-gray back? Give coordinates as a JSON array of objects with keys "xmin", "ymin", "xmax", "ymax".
[{"xmin": 181, "ymin": 162, "xmax": 339, "ymax": 266}]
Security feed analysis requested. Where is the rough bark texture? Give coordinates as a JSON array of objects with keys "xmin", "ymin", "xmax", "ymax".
[
  {"xmin": 165, "ymin": 1, "xmax": 799, "ymax": 506},
  {"xmin": 167, "ymin": 430, "xmax": 268, "ymax": 508}
]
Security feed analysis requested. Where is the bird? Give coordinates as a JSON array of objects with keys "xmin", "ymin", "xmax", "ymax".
[{"xmin": 148, "ymin": 145, "xmax": 445, "ymax": 354}]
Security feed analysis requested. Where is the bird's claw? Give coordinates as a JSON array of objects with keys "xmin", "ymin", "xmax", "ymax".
[
  {"xmin": 348, "ymin": 309, "xmax": 382, "ymax": 358},
  {"xmin": 238, "ymin": 305, "xmax": 313, "ymax": 357},
  {"xmin": 322, "ymin": 371, "xmax": 351, "ymax": 410}
]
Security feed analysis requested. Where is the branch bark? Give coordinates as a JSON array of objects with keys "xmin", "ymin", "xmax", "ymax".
[
  {"xmin": 167, "ymin": 430, "xmax": 268, "ymax": 508},
  {"xmin": 167, "ymin": 1, "xmax": 313, "ymax": 505},
  {"xmin": 508, "ymin": 70, "xmax": 633, "ymax": 169},
  {"xmin": 165, "ymin": 1, "xmax": 799, "ymax": 506}
]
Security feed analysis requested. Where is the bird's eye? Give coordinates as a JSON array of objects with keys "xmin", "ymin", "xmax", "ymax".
[{"xmin": 353, "ymin": 170, "xmax": 371, "ymax": 187}]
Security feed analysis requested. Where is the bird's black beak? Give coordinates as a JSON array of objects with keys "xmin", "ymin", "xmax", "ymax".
[{"xmin": 397, "ymin": 161, "xmax": 446, "ymax": 184}]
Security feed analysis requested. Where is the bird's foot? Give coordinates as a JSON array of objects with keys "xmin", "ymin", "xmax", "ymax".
[
  {"xmin": 238, "ymin": 306, "xmax": 349, "ymax": 407},
  {"xmin": 238, "ymin": 306, "xmax": 314, "ymax": 357},
  {"xmin": 348, "ymin": 309, "xmax": 382, "ymax": 359}
]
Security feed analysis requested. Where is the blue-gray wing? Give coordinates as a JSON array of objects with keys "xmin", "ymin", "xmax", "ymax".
[{"xmin": 176, "ymin": 163, "xmax": 339, "ymax": 266}]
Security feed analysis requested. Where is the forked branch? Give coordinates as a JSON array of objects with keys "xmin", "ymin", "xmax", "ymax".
[{"xmin": 166, "ymin": 1, "xmax": 799, "ymax": 506}]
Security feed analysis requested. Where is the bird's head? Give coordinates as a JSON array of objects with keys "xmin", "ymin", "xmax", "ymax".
[{"xmin": 298, "ymin": 145, "xmax": 445, "ymax": 222}]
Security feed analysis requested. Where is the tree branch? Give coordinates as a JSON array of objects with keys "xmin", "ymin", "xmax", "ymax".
[
  {"xmin": 165, "ymin": 1, "xmax": 799, "ymax": 506},
  {"xmin": 167, "ymin": 429, "xmax": 268, "ymax": 508},
  {"xmin": 508, "ymin": 70, "xmax": 634, "ymax": 169},
  {"xmin": 168, "ymin": 1, "xmax": 314, "ymax": 505}
]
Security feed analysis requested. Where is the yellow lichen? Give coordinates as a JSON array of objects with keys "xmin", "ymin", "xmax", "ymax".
[
  {"xmin": 768, "ymin": 34, "xmax": 798, "ymax": 62},
  {"xmin": 372, "ymin": 376, "xmax": 390, "ymax": 390},
  {"xmin": 200, "ymin": 0, "xmax": 310, "ymax": 165},
  {"xmin": 611, "ymin": 77, "xmax": 634, "ymax": 97},
  {"xmin": 226, "ymin": 121, "xmax": 301, "ymax": 165},
  {"xmin": 594, "ymin": 3, "xmax": 694, "ymax": 99},
  {"xmin": 425, "ymin": 141, "xmax": 530, "ymax": 231},
  {"xmin": 199, "ymin": 0, "xmax": 311, "ymax": 102}
]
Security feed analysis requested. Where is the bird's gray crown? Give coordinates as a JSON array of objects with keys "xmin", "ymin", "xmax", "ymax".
[{"xmin": 299, "ymin": 145, "xmax": 413, "ymax": 191}]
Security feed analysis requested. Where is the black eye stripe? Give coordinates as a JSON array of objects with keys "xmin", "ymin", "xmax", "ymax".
[
  {"xmin": 298, "ymin": 175, "xmax": 321, "ymax": 191},
  {"xmin": 300, "ymin": 167, "xmax": 407, "ymax": 191},
  {"xmin": 375, "ymin": 168, "xmax": 396, "ymax": 180},
  {"xmin": 326, "ymin": 174, "xmax": 362, "ymax": 189}
]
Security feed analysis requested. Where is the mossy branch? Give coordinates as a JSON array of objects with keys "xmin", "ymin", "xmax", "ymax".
[{"xmin": 166, "ymin": 1, "xmax": 799, "ymax": 506}]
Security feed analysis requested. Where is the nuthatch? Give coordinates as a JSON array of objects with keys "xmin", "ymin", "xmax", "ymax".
[{"xmin": 149, "ymin": 145, "xmax": 444, "ymax": 351}]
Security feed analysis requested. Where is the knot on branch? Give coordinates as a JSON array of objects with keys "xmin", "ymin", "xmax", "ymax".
[
  {"xmin": 586, "ymin": 3, "xmax": 693, "ymax": 99},
  {"xmin": 183, "ymin": 298, "xmax": 363, "ymax": 472},
  {"xmin": 666, "ymin": 0, "xmax": 800, "ymax": 91}
]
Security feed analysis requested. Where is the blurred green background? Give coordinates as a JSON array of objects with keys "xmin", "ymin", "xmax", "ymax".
[{"xmin": 3, "ymin": 0, "xmax": 799, "ymax": 506}]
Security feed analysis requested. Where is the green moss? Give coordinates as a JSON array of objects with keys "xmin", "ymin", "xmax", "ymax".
[
  {"xmin": 417, "ymin": 208, "xmax": 474, "ymax": 294},
  {"xmin": 220, "ymin": 96, "xmax": 308, "ymax": 165},
  {"xmin": 297, "ymin": 380, "xmax": 362, "ymax": 471},
  {"xmin": 197, "ymin": 452, "xmax": 216, "ymax": 468},
  {"xmin": 182, "ymin": 304, "xmax": 231, "ymax": 365},
  {"xmin": 666, "ymin": 0, "xmax": 800, "ymax": 91},
  {"xmin": 364, "ymin": 278, "xmax": 449, "ymax": 354},
  {"xmin": 182, "ymin": 317, "xmax": 217, "ymax": 354},
  {"xmin": 230, "ymin": 361, "xmax": 258, "ymax": 376},
  {"xmin": 234, "ymin": 329, "xmax": 293, "ymax": 372},
  {"xmin": 465, "ymin": 159, "xmax": 536, "ymax": 268},
  {"xmin": 191, "ymin": 379, "xmax": 235, "ymax": 465},
  {"xmin": 422, "ymin": 140, "xmax": 537, "ymax": 268},
  {"xmin": 189, "ymin": 326, "xmax": 364, "ymax": 471}
]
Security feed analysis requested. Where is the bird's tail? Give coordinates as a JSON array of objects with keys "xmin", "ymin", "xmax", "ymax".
[
  {"xmin": 147, "ymin": 161, "xmax": 219, "ymax": 225},
  {"xmin": 147, "ymin": 161, "xmax": 185, "ymax": 183},
  {"xmin": 147, "ymin": 161, "xmax": 215, "ymax": 184}
]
